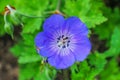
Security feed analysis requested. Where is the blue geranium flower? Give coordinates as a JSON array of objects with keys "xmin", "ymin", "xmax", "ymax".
[{"xmin": 35, "ymin": 14, "xmax": 91, "ymax": 69}]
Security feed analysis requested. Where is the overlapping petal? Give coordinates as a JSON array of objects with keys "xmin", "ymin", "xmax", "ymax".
[
  {"xmin": 62, "ymin": 17, "xmax": 88, "ymax": 36},
  {"xmin": 71, "ymin": 35, "xmax": 91, "ymax": 61},
  {"xmin": 43, "ymin": 14, "xmax": 64, "ymax": 31},
  {"xmin": 48, "ymin": 53, "xmax": 75, "ymax": 69},
  {"xmin": 34, "ymin": 32, "xmax": 45, "ymax": 47},
  {"xmin": 38, "ymin": 37, "xmax": 58, "ymax": 57}
]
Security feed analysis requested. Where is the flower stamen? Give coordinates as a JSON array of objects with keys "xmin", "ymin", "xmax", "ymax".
[{"xmin": 57, "ymin": 35, "xmax": 70, "ymax": 48}]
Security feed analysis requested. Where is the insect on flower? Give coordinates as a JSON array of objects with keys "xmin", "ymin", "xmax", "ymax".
[{"xmin": 35, "ymin": 14, "xmax": 91, "ymax": 69}]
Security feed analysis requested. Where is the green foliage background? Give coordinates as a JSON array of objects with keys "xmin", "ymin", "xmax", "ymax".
[{"xmin": 0, "ymin": 0, "xmax": 120, "ymax": 80}]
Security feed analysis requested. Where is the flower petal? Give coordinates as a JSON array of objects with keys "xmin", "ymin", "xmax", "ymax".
[
  {"xmin": 63, "ymin": 17, "xmax": 88, "ymax": 35},
  {"xmin": 34, "ymin": 32, "xmax": 45, "ymax": 47},
  {"xmin": 43, "ymin": 14, "xmax": 64, "ymax": 31},
  {"xmin": 38, "ymin": 38, "xmax": 58, "ymax": 57},
  {"xmin": 70, "ymin": 35, "xmax": 91, "ymax": 61},
  {"xmin": 48, "ymin": 53, "xmax": 75, "ymax": 69},
  {"xmin": 34, "ymin": 32, "xmax": 56, "ymax": 57}
]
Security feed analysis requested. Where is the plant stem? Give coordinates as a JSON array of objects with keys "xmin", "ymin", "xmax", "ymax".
[
  {"xmin": 56, "ymin": 0, "xmax": 61, "ymax": 10},
  {"xmin": 7, "ymin": 5, "xmax": 44, "ymax": 19},
  {"xmin": 63, "ymin": 69, "xmax": 70, "ymax": 80},
  {"xmin": 17, "ymin": 12, "xmax": 44, "ymax": 18},
  {"xmin": 4, "ymin": 11, "xmax": 9, "ymax": 24}
]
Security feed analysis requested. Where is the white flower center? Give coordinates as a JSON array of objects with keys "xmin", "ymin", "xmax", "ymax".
[{"xmin": 57, "ymin": 35, "xmax": 70, "ymax": 48}]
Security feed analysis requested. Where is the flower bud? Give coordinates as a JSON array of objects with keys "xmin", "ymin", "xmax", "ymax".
[
  {"xmin": 10, "ymin": 11, "xmax": 21, "ymax": 25},
  {"xmin": 6, "ymin": 5, "xmax": 21, "ymax": 25},
  {"xmin": 4, "ymin": 22, "xmax": 14, "ymax": 39}
]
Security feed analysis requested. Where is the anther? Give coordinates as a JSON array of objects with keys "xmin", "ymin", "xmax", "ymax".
[
  {"xmin": 67, "ymin": 44, "xmax": 69, "ymax": 47},
  {"xmin": 62, "ymin": 45, "xmax": 66, "ymax": 48},
  {"xmin": 58, "ymin": 45, "xmax": 60, "ymax": 47},
  {"xmin": 57, "ymin": 37, "xmax": 60, "ymax": 40},
  {"xmin": 57, "ymin": 41, "xmax": 59, "ymax": 43},
  {"xmin": 63, "ymin": 37, "xmax": 68, "ymax": 40},
  {"xmin": 62, "ymin": 35, "xmax": 64, "ymax": 38},
  {"xmin": 68, "ymin": 40, "xmax": 70, "ymax": 43}
]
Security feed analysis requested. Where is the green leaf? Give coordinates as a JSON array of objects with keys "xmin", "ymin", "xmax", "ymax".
[
  {"xmin": 10, "ymin": 34, "xmax": 41, "ymax": 64},
  {"xmin": 71, "ymin": 61, "xmax": 90, "ymax": 80},
  {"xmin": 35, "ymin": 67, "xmax": 56, "ymax": 80},
  {"xmin": 99, "ymin": 57, "xmax": 120, "ymax": 80},
  {"xmin": 22, "ymin": 33, "xmax": 36, "ymax": 46},
  {"xmin": 19, "ymin": 62, "xmax": 56, "ymax": 80},
  {"xmin": 10, "ymin": 42, "xmax": 36, "ymax": 56},
  {"xmin": 0, "ymin": 0, "xmax": 15, "ymax": 12},
  {"xmin": 94, "ymin": 8, "xmax": 120, "ymax": 40},
  {"xmin": 18, "ymin": 55, "xmax": 41, "ymax": 64},
  {"xmin": 110, "ymin": 27, "xmax": 120, "ymax": 52},
  {"xmin": 103, "ymin": 27, "xmax": 120, "ymax": 57},
  {"xmin": 71, "ymin": 52, "xmax": 106, "ymax": 80},
  {"xmin": 86, "ymin": 52, "xmax": 106, "ymax": 80},
  {"xmin": 63, "ymin": 0, "xmax": 107, "ymax": 28},
  {"xmin": 13, "ymin": 0, "xmax": 48, "ymax": 33},
  {"xmin": 22, "ymin": 18, "xmax": 42, "ymax": 33},
  {"xmin": 19, "ymin": 63, "xmax": 40, "ymax": 80}
]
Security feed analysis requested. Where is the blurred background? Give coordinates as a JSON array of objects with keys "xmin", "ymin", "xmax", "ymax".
[{"xmin": 0, "ymin": 0, "xmax": 120, "ymax": 80}]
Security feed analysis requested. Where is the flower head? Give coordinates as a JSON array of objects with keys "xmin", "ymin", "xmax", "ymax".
[{"xmin": 35, "ymin": 14, "xmax": 91, "ymax": 69}]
